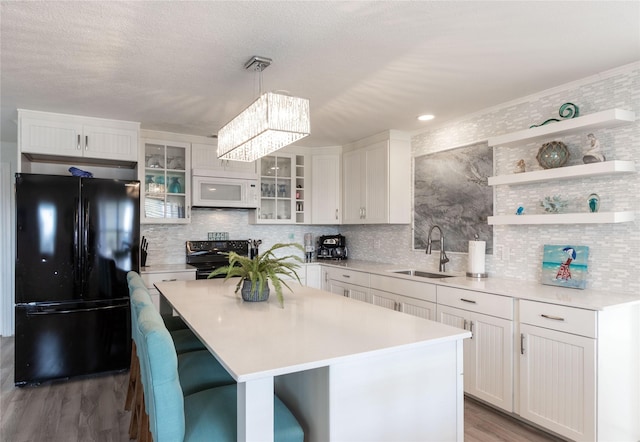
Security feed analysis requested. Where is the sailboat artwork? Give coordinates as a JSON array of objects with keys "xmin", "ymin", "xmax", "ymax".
[{"xmin": 541, "ymin": 244, "xmax": 590, "ymax": 289}]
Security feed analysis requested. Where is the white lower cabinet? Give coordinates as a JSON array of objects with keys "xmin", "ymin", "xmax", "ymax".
[
  {"xmin": 318, "ymin": 266, "xmax": 640, "ymax": 441},
  {"xmin": 140, "ymin": 268, "xmax": 196, "ymax": 313},
  {"xmin": 519, "ymin": 300, "xmax": 597, "ymax": 441},
  {"xmin": 370, "ymin": 289, "xmax": 436, "ymax": 320},
  {"xmin": 437, "ymin": 287, "xmax": 514, "ymax": 412},
  {"xmin": 304, "ymin": 264, "xmax": 322, "ymax": 289},
  {"xmin": 328, "ymin": 280, "xmax": 370, "ymax": 303},
  {"xmin": 322, "ymin": 267, "xmax": 370, "ymax": 302},
  {"xmin": 369, "ymin": 274, "xmax": 437, "ymax": 320}
]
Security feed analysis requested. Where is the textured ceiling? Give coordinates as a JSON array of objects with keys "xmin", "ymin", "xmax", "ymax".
[{"xmin": 1, "ymin": 1, "xmax": 639, "ymax": 147}]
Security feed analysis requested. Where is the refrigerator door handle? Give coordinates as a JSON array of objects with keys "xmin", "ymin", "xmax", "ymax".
[
  {"xmin": 27, "ymin": 303, "xmax": 127, "ymax": 316},
  {"xmin": 82, "ymin": 198, "xmax": 90, "ymax": 288},
  {"xmin": 73, "ymin": 198, "xmax": 81, "ymax": 288}
]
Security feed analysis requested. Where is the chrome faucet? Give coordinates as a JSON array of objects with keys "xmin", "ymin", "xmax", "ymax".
[{"xmin": 426, "ymin": 225, "xmax": 449, "ymax": 272}]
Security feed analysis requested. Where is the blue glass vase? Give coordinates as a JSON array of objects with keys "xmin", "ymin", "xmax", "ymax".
[
  {"xmin": 169, "ymin": 177, "xmax": 182, "ymax": 194},
  {"xmin": 588, "ymin": 193, "xmax": 600, "ymax": 213}
]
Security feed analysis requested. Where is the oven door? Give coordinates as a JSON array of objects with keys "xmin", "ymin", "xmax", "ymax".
[{"xmin": 192, "ymin": 176, "xmax": 258, "ymax": 208}]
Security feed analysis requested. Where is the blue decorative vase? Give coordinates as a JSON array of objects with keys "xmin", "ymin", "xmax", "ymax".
[
  {"xmin": 588, "ymin": 193, "xmax": 600, "ymax": 213},
  {"xmin": 169, "ymin": 177, "xmax": 182, "ymax": 193}
]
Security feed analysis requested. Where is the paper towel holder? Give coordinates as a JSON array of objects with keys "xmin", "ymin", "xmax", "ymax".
[{"xmin": 466, "ymin": 234, "xmax": 488, "ymax": 279}]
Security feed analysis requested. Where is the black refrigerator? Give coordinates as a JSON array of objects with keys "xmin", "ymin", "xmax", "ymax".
[{"xmin": 14, "ymin": 173, "xmax": 140, "ymax": 386}]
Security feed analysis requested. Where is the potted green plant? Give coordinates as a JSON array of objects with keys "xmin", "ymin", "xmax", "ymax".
[{"xmin": 208, "ymin": 242, "xmax": 304, "ymax": 307}]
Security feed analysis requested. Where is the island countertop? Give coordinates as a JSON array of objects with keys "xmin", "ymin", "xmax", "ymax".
[{"xmin": 155, "ymin": 278, "xmax": 470, "ymax": 382}]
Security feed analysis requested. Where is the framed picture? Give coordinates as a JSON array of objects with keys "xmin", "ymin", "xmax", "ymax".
[{"xmin": 541, "ymin": 245, "xmax": 589, "ymax": 289}]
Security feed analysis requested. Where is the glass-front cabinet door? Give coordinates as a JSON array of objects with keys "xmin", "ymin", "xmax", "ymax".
[
  {"xmin": 257, "ymin": 154, "xmax": 293, "ymax": 223},
  {"xmin": 139, "ymin": 139, "xmax": 190, "ymax": 224}
]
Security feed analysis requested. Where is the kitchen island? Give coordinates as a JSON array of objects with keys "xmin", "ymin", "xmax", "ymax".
[{"xmin": 155, "ymin": 278, "xmax": 471, "ymax": 442}]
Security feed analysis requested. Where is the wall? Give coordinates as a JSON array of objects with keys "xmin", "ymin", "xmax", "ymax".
[
  {"xmin": 343, "ymin": 62, "xmax": 640, "ymax": 295},
  {"xmin": 0, "ymin": 142, "xmax": 17, "ymax": 336},
  {"xmin": 141, "ymin": 208, "xmax": 338, "ymax": 265}
]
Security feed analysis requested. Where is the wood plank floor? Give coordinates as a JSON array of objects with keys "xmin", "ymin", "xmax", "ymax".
[{"xmin": 1, "ymin": 336, "xmax": 563, "ymax": 441}]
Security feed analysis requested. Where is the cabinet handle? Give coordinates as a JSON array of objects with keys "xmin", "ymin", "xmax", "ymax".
[
  {"xmin": 335, "ymin": 208, "xmax": 338, "ymax": 220},
  {"xmin": 85, "ymin": 135, "xmax": 89, "ymax": 151},
  {"xmin": 469, "ymin": 320, "xmax": 474, "ymax": 339},
  {"xmin": 342, "ymin": 274, "xmax": 350, "ymax": 278},
  {"xmin": 161, "ymin": 278, "xmax": 177, "ymax": 282},
  {"xmin": 77, "ymin": 134, "xmax": 81, "ymax": 150},
  {"xmin": 541, "ymin": 314, "xmax": 565, "ymax": 321},
  {"xmin": 460, "ymin": 298, "xmax": 476, "ymax": 304},
  {"xmin": 463, "ymin": 319, "xmax": 468, "ymax": 330},
  {"xmin": 343, "ymin": 289, "xmax": 348, "ymax": 297},
  {"xmin": 520, "ymin": 333, "xmax": 525, "ymax": 355}
]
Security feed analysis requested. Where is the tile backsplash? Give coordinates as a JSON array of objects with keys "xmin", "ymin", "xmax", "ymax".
[
  {"xmin": 141, "ymin": 208, "xmax": 337, "ymax": 266},
  {"xmin": 143, "ymin": 63, "xmax": 639, "ymax": 295}
]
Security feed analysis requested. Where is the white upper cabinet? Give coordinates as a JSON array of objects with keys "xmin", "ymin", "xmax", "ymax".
[
  {"xmin": 311, "ymin": 153, "xmax": 341, "ymax": 224},
  {"xmin": 191, "ymin": 142, "xmax": 257, "ymax": 176},
  {"xmin": 342, "ymin": 130, "xmax": 411, "ymax": 224},
  {"xmin": 139, "ymin": 138, "xmax": 191, "ymax": 224},
  {"xmin": 18, "ymin": 109, "xmax": 139, "ymax": 164}
]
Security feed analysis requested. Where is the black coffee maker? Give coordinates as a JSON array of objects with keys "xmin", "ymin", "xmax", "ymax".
[{"xmin": 316, "ymin": 234, "xmax": 347, "ymax": 260}]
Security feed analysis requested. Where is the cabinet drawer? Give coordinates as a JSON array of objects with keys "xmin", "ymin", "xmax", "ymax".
[
  {"xmin": 369, "ymin": 274, "xmax": 436, "ymax": 303},
  {"xmin": 141, "ymin": 271, "xmax": 195, "ymax": 289},
  {"xmin": 437, "ymin": 286, "xmax": 513, "ymax": 320},
  {"xmin": 519, "ymin": 300, "xmax": 597, "ymax": 338},
  {"xmin": 324, "ymin": 267, "xmax": 369, "ymax": 287}
]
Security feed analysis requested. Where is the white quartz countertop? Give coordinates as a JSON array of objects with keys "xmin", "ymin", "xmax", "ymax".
[
  {"xmin": 155, "ymin": 278, "xmax": 470, "ymax": 382},
  {"xmin": 318, "ymin": 260, "xmax": 640, "ymax": 311},
  {"xmin": 140, "ymin": 264, "xmax": 196, "ymax": 274}
]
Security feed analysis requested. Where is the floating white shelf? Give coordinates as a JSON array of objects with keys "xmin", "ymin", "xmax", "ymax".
[
  {"xmin": 488, "ymin": 211, "xmax": 635, "ymax": 225},
  {"xmin": 487, "ymin": 108, "xmax": 635, "ymax": 148},
  {"xmin": 488, "ymin": 160, "xmax": 636, "ymax": 186}
]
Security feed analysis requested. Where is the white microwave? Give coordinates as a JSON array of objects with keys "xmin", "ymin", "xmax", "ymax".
[{"xmin": 192, "ymin": 174, "xmax": 259, "ymax": 208}]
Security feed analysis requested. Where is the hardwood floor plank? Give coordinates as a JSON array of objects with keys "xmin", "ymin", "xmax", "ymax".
[{"xmin": 2, "ymin": 336, "xmax": 564, "ymax": 441}]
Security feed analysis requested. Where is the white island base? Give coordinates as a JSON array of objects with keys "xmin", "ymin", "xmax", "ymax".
[
  {"xmin": 156, "ymin": 279, "xmax": 469, "ymax": 442},
  {"xmin": 275, "ymin": 339, "xmax": 464, "ymax": 441}
]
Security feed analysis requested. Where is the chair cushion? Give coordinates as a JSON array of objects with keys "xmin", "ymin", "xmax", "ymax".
[
  {"xmin": 178, "ymin": 350, "xmax": 235, "ymax": 396},
  {"xmin": 184, "ymin": 385, "xmax": 304, "ymax": 442},
  {"xmin": 163, "ymin": 314, "xmax": 188, "ymax": 331},
  {"xmin": 171, "ymin": 328, "xmax": 206, "ymax": 354}
]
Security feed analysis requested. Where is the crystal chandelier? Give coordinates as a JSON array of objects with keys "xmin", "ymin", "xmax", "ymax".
[{"xmin": 217, "ymin": 56, "xmax": 310, "ymax": 162}]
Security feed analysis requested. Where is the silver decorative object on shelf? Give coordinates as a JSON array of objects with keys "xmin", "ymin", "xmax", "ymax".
[{"xmin": 583, "ymin": 133, "xmax": 606, "ymax": 164}]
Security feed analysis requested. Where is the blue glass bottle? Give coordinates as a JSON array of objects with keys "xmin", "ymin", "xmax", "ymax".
[{"xmin": 169, "ymin": 177, "xmax": 182, "ymax": 194}]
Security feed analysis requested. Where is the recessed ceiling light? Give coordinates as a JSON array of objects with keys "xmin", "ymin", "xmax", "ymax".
[{"xmin": 417, "ymin": 114, "xmax": 435, "ymax": 121}]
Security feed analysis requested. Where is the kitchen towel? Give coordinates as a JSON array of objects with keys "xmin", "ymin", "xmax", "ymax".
[{"xmin": 467, "ymin": 240, "xmax": 486, "ymax": 277}]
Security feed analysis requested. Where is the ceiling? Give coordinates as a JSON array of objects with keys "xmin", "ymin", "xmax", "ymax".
[{"xmin": 2, "ymin": 1, "xmax": 639, "ymax": 147}]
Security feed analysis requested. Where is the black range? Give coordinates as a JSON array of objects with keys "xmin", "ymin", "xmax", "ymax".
[{"xmin": 186, "ymin": 240, "xmax": 249, "ymax": 279}]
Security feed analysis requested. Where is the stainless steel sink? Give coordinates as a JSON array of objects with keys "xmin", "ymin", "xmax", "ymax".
[{"xmin": 390, "ymin": 269, "xmax": 454, "ymax": 279}]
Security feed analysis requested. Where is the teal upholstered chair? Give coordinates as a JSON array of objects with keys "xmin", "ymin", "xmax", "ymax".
[
  {"xmin": 132, "ymin": 291, "xmax": 234, "ymax": 393},
  {"xmin": 127, "ymin": 270, "xmax": 188, "ymax": 331},
  {"xmin": 130, "ymin": 286, "xmax": 204, "ymax": 355},
  {"xmin": 137, "ymin": 304, "xmax": 304, "ymax": 442}
]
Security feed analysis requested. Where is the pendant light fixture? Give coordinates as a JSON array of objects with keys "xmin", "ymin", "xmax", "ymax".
[{"xmin": 217, "ymin": 56, "xmax": 310, "ymax": 162}]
